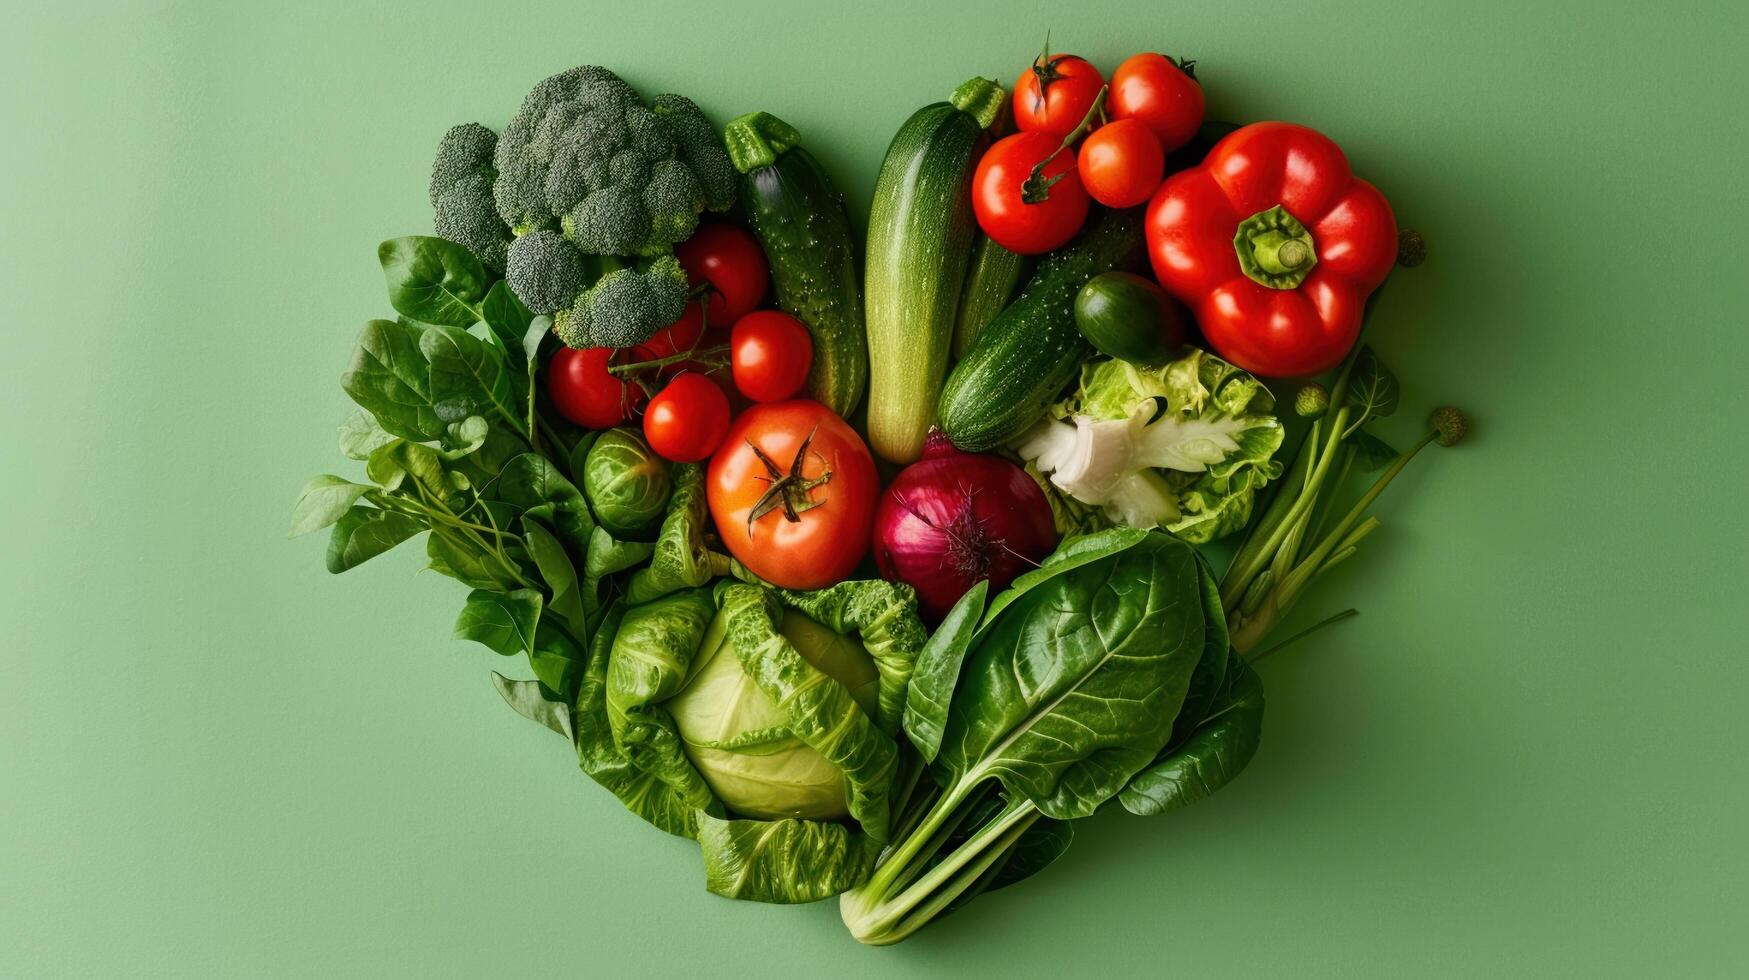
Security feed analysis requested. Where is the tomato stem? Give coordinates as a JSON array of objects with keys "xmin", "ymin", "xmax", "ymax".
[{"xmin": 1020, "ymin": 85, "xmax": 1107, "ymax": 204}]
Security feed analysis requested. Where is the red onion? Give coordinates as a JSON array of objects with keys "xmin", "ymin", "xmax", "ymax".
[{"xmin": 873, "ymin": 430, "xmax": 1058, "ymax": 623}]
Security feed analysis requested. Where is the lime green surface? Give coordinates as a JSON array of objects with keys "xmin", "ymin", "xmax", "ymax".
[{"xmin": 4, "ymin": 1, "xmax": 1743, "ymax": 975}]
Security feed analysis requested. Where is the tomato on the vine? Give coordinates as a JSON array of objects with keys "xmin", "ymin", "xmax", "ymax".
[
  {"xmin": 707, "ymin": 400, "xmax": 877, "ymax": 589},
  {"xmin": 644, "ymin": 372, "xmax": 730, "ymax": 463},
  {"xmin": 730, "ymin": 310, "xmax": 812, "ymax": 402},
  {"xmin": 973, "ymin": 131, "xmax": 1090, "ymax": 255},
  {"xmin": 1077, "ymin": 119, "xmax": 1164, "ymax": 208},
  {"xmin": 1109, "ymin": 52, "xmax": 1205, "ymax": 152},
  {"xmin": 547, "ymin": 346, "xmax": 644, "ymax": 429},
  {"xmin": 1013, "ymin": 51, "xmax": 1104, "ymax": 138},
  {"xmin": 675, "ymin": 223, "xmax": 768, "ymax": 327}
]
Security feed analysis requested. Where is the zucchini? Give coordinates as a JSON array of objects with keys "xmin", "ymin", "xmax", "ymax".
[
  {"xmin": 863, "ymin": 76, "xmax": 1006, "ymax": 464},
  {"xmin": 723, "ymin": 112, "xmax": 866, "ymax": 416},
  {"xmin": 939, "ymin": 207, "xmax": 1148, "ymax": 451},
  {"xmin": 952, "ymin": 234, "xmax": 1025, "ymax": 359}
]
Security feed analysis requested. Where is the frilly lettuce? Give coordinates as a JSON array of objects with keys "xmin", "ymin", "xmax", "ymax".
[{"xmin": 1014, "ymin": 352, "xmax": 1284, "ymax": 543}]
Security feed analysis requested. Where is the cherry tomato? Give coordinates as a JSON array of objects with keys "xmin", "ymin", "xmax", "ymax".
[
  {"xmin": 643, "ymin": 372, "xmax": 731, "ymax": 463},
  {"xmin": 973, "ymin": 131, "xmax": 1090, "ymax": 255},
  {"xmin": 547, "ymin": 346, "xmax": 644, "ymax": 429},
  {"xmin": 707, "ymin": 400, "xmax": 877, "ymax": 589},
  {"xmin": 1109, "ymin": 52, "xmax": 1205, "ymax": 152},
  {"xmin": 675, "ymin": 223, "xmax": 768, "ymax": 327},
  {"xmin": 633, "ymin": 302, "xmax": 705, "ymax": 360},
  {"xmin": 730, "ymin": 311, "xmax": 813, "ymax": 402},
  {"xmin": 1077, "ymin": 119, "xmax": 1165, "ymax": 208},
  {"xmin": 1013, "ymin": 52, "xmax": 1104, "ymax": 138}
]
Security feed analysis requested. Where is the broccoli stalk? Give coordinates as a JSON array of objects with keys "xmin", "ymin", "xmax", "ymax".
[{"xmin": 428, "ymin": 66, "xmax": 736, "ymax": 349}]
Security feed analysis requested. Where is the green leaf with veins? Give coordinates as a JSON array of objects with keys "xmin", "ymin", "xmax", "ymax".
[
  {"xmin": 378, "ymin": 236, "xmax": 487, "ymax": 327},
  {"xmin": 341, "ymin": 319, "xmax": 446, "ymax": 443},
  {"xmin": 520, "ymin": 518, "xmax": 587, "ymax": 637},
  {"xmin": 325, "ymin": 506, "xmax": 425, "ymax": 573},
  {"xmin": 1345, "ymin": 346, "xmax": 1400, "ymax": 421},
  {"xmin": 1118, "ymin": 659, "xmax": 1264, "ymax": 816},
  {"xmin": 289, "ymin": 475, "xmax": 370, "ymax": 538},
  {"xmin": 624, "ymin": 464, "xmax": 731, "ymax": 604},
  {"xmin": 770, "ymin": 577, "xmax": 927, "ymax": 736},
  {"xmin": 485, "ymin": 453, "xmax": 594, "ymax": 552},
  {"xmin": 697, "ymin": 812, "xmax": 878, "ymax": 904},
  {"xmin": 480, "ymin": 280, "xmax": 535, "ymax": 356},
  {"xmin": 454, "ymin": 588, "xmax": 543, "ymax": 658},
  {"xmin": 338, "ymin": 409, "xmax": 397, "ymax": 460},
  {"xmin": 903, "ymin": 580, "xmax": 987, "ymax": 762},
  {"xmin": 1350, "ymin": 429, "xmax": 1399, "ymax": 471},
  {"xmin": 426, "ymin": 531, "xmax": 523, "ymax": 591},
  {"xmin": 419, "ymin": 322, "xmax": 524, "ymax": 437}
]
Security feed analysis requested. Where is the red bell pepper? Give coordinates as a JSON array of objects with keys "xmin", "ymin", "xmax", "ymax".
[{"xmin": 1145, "ymin": 122, "xmax": 1397, "ymax": 377}]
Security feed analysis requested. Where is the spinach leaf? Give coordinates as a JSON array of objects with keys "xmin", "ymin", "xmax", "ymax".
[
  {"xmin": 582, "ymin": 526, "xmax": 655, "ymax": 623},
  {"xmin": 289, "ymin": 475, "xmax": 370, "ymax": 538},
  {"xmin": 341, "ymin": 319, "xmax": 446, "ymax": 443},
  {"xmin": 378, "ymin": 236, "xmax": 487, "ymax": 327},
  {"xmin": 485, "ymin": 453, "xmax": 594, "ymax": 552},
  {"xmin": 520, "ymin": 519, "xmax": 587, "ymax": 639},
  {"xmin": 903, "ymin": 580, "xmax": 987, "ymax": 762},
  {"xmin": 1117, "ymin": 659, "xmax": 1265, "ymax": 816},
  {"xmin": 696, "ymin": 813, "xmax": 878, "ymax": 905},
  {"xmin": 337, "ymin": 409, "xmax": 397, "ymax": 460},
  {"xmin": 426, "ymin": 531, "xmax": 523, "ymax": 591},
  {"xmin": 419, "ymin": 322, "xmax": 525, "ymax": 439},
  {"xmin": 325, "ymin": 505, "xmax": 425, "ymax": 573},
  {"xmin": 937, "ymin": 532, "xmax": 1207, "ymax": 820},
  {"xmin": 974, "ymin": 527, "xmax": 1149, "ymax": 642},
  {"xmin": 1169, "ymin": 552, "xmax": 1232, "ymax": 747},
  {"xmin": 1350, "ymin": 429, "xmax": 1399, "ymax": 471},
  {"xmin": 454, "ymin": 589, "xmax": 543, "ymax": 658},
  {"xmin": 479, "ymin": 280, "xmax": 534, "ymax": 356}
]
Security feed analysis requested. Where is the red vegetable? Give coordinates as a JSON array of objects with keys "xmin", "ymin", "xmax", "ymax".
[
  {"xmin": 674, "ymin": 223, "xmax": 768, "ymax": 327},
  {"xmin": 873, "ymin": 431, "xmax": 1057, "ymax": 623},
  {"xmin": 1108, "ymin": 52, "xmax": 1204, "ymax": 152},
  {"xmin": 644, "ymin": 372, "xmax": 730, "ymax": 463},
  {"xmin": 730, "ymin": 310, "xmax": 813, "ymax": 402},
  {"xmin": 547, "ymin": 346, "xmax": 644, "ymax": 429},
  {"xmin": 1013, "ymin": 49, "xmax": 1104, "ymax": 138},
  {"xmin": 1145, "ymin": 122, "xmax": 1397, "ymax": 377},
  {"xmin": 1078, "ymin": 119, "xmax": 1164, "ymax": 208},
  {"xmin": 973, "ymin": 130, "xmax": 1090, "ymax": 255}
]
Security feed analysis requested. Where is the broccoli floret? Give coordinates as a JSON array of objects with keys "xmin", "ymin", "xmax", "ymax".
[
  {"xmin": 504, "ymin": 230, "xmax": 587, "ymax": 314},
  {"xmin": 489, "ymin": 65, "xmax": 735, "ymax": 250},
  {"xmin": 429, "ymin": 124, "xmax": 512, "ymax": 271},
  {"xmin": 553, "ymin": 255, "xmax": 688, "ymax": 349},
  {"xmin": 651, "ymin": 94, "xmax": 737, "ymax": 212},
  {"xmin": 641, "ymin": 159, "xmax": 704, "ymax": 246},
  {"xmin": 563, "ymin": 185, "xmax": 651, "ymax": 256}
]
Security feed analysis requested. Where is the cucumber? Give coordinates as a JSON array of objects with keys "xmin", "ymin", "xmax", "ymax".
[
  {"xmin": 723, "ymin": 112, "xmax": 866, "ymax": 416},
  {"xmin": 1073, "ymin": 271, "xmax": 1187, "ymax": 365},
  {"xmin": 952, "ymin": 235, "xmax": 1025, "ymax": 359},
  {"xmin": 939, "ymin": 207, "xmax": 1148, "ymax": 451},
  {"xmin": 863, "ymin": 76, "xmax": 1006, "ymax": 464}
]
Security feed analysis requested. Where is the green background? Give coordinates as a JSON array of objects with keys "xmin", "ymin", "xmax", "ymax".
[{"xmin": 4, "ymin": 0, "xmax": 1743, "ymax": 974}]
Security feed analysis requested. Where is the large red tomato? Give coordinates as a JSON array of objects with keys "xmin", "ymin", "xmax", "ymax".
[{"xmin": 707, "ymin": 400, "xmax": 877, "ymax": 589}]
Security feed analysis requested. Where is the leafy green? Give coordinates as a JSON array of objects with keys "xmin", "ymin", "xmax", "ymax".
[
  {"xmin": 604, "ymin": 588, "xmax": 721, "ymax": 811},
  {"xmin": 1015, "ymin": 351, "xmax": 1284, "ymax": 543},
  {"xmin": 289, "ymin": 475, "xmax": 370, "ymax": 538},
  {"xmin": 1344, "ymin": 346, "xmax": 1400, "ymax": 422},
  {"xmin": 697, "ymin": 813, "xmax": 877, "ymax": 904},
  {"xmin": 903, "ymin": 580, "xmax": 987, "ymax": 763},
  {"xmin": 624, "ymin": 464, "xmax": 731, "ymax": 604},
  {"xmin": 770, "ymin": 578, "xmax": 927, "ymax": 736},
  {"xmin": 341, "ymin": 319, "xmax": 449, "ymax": 443},
  {"xmin": 454, "ymin": 588, "xmax": 543, "ymax": 658},
  {"xmin": 325, "ymin": 506, "xmax": 425, "ymax": 573},
  {"xmin": 582, "ymin": 429, "xmax": 672, "ymax": 538},
  {"xmin": 484, "ymin": 453, "xmax": 593, "ymax": 552},
  {"xmin": 1118, "ymin": 660, "xmax": 1264, "ymax": 816},
  {"xmin": 378, "ymin": 235, "xmax": 488, "ymax": 327},
  {"xmin": 518, "ymin": 519, "xmax": 586, "ymax": 637}
]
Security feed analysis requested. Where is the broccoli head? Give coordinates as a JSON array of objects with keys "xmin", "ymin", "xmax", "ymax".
[
  {"xmin": 429, "ymin": 123, "xmax": 513, "ymax": 272},
  {"xmin": 489, "ymin": 65, "xmax": 735, "ymax": 251},
  {"xmin": 552, "ymin": 255, "xmax": 689, "ymax": 350},
  {"xmin": 504, "ymin": 230, "xmax": 586, "ymax": 315}
]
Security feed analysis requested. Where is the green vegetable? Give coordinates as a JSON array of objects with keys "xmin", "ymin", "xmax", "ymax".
[
  {"xmin": 1073, "ymin": 271, "xmax": 1184, "ymax": 365},
  {"xmin": 431, "ymin": 66, "xmax": 737, "ymax": 350},
  {"xmin": 1220, "ymin": 342, "xmax": 1470, "ymax": 654},
  {"xmin": 864, "ymin": 76, "xmax": 1007, "ymax": 463},
  {"xmin": 952, "ymin": 235, "xmax": 1024, "ymax": 359},
  {"xmin": 723, "ymin": 112, "xmax": 867, "ymax": 415},
  {"xmin": 503, "ymin": 577, "xmax": 926, "ymax": 904},
  {"xmin": 582, "ymin": 428, "xmax": 671, "ymax": 538},
  {"xmin": 938, "ymin": 206, "xmax": 1147, "ymax": 452},
  {"xmin": 1014, "ymin": 350, "xmax": 1285, "ymax": 543},
  {"xmin": 839, "ymin": 529, "xmax": 1231, "ymax": 944}
]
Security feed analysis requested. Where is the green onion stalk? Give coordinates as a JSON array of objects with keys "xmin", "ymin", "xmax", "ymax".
[{"xmin": 1220, "ymin": 229, "xmax": 1467, "ymax": 657}]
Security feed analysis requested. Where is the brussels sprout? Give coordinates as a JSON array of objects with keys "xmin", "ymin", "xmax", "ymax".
[
  {"xmin": 669, "ymin": 608, "xmax": 881, "ymax": 820},
  {"xmin": 583, "ymin": 428, "xmax": 672, "ymax": 537}
]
